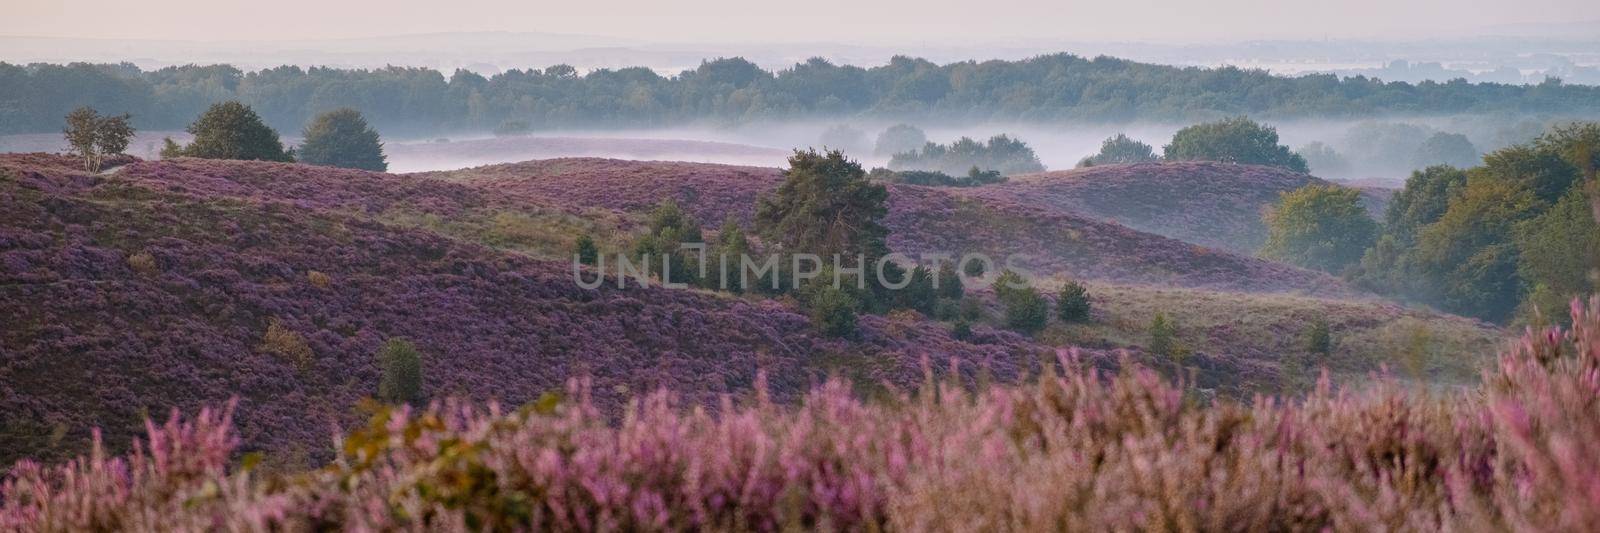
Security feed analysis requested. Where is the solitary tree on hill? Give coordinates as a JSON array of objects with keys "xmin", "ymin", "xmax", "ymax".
[
  {"xmin": 1164, "ymin": 117, "xmax": 1308, "ymax": 173},
  {"xmin": 63, "ymin": 106, "xmax": 134, "ymax": 172},
  {"xmin": 298, "ymin": 108, "xmax": 388, "ymax": 171},
  {"xmin": 162, "ymin": 101, "xmax": 293, "ymax": 162}
]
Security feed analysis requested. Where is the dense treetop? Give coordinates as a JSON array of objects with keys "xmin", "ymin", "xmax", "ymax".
[{"xmin": 4, "ymin": 54, "xmax": 1599, "ymax": 135}]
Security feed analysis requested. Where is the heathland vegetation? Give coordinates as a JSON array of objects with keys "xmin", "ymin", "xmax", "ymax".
[{"xmin": 5, "ymin": 54, "xmax": 1600, "ymax": 135}]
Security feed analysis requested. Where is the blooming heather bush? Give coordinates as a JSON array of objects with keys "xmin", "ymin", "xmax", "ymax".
[{"xmin": 4, "ymin": 298, "xmax": 1600, "ymax": 530}]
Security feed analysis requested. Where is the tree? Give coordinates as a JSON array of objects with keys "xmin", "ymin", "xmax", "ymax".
[
  {"xmin": 1260, "ymin": 184, "xmax": 1379, "ymax": 274},
  {"xmin": 1303, "ymin": 319, "xmax": 1332, "ymax": 359},
  {"xmin": 755, "ymin": 149, "xmax": 890, "ymax": 261},
  {"xmin": 1414, "ymin": 132, "xmax": 1479, "ymax": 169},
  {"xmin": 809, "ymin": 286, "xmax": 859, "ymax": 338},
  {"xmin": 1057, "ymin": 280, "xmax": 1091, "ymax": 323},
  {"xmin": 1412, "ymin": 179, "xmax": 1541, "ymax": 322},
  {"xmin": 1515, "ymin": 190, "xmax": 1600, "ymax": 324},
  {"xmin": 708, "ymin": 219, "xmax": 750, "ymax": 292},
  {"xmin": 298, "ymin": 108, "xmax": 387, "ymax": 171},
  {"xmin": 376, "ymin": 338, "xmax": 424, "ymax": 406},
  {"xmin": 874, "ymin": 124, "xmax": 927, "ymax": 156},
  {"xmin": 1001, "ymin": 286, "xmax": 1049, "ymax": 334},
  {"xmin": 62, "ymin": 106, "xmax": 134, "ymax": 172},
  {"xmin": 1077, "ymin": 133, "xmax": 1157, "ymax": 167},
  {"xmin": 935, "ymin": 260, "xmax": 963, "ymax": 300},
  {"xmin": 574, "ymin": 234, "xmax": 599, "ymax": 266},
  {"xmin": 1296, "ymin": 141, "xmax": 1349, "ymax": 177},
  {"xmin": 633, "ymin": 199, "xmax": 704, "ymax": 286},
  {"xmin": 165, "ymin": 101, "xmax": 292, "ymax": 162},
  {"xmin": 1164, "ymin": 117, "xmax": 1309, "ymax": 173},
  {"xmin": 1148, "ymin": 312, "xmax": 1179, "ymax": 359},
  {"xmin": 897, "ymin": 266, "xmax": 938, "ymax": 314},
  {"xmin": 888, "ymin": 134, "xmax": 1045, "ymax": 176}
]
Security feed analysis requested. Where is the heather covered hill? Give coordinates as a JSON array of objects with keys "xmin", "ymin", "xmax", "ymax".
[
  {"xmin": 384, "ymin": 136, "xmax": 790, "ymax": 172},
  {"xmin": 0, "ymin": 154, "xmax": 1060, "ymax": 466},
  {"xmin": 968, "ymin": 162, "xmax": 1321, "ymax": 254},
  {"xmin": 419, "ymin": 158, "xmax": 1352, "ymax": 294}
]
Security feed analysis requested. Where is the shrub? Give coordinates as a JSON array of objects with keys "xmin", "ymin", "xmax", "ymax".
[
  {"xmin": 1001, "ymin": 286, "xmax": 1049, "ymax": 334},
  {"xmin": 888, "ymin": 134, "xmax": 1045, "ymax": 176},
  {"xmin": 808, "ymin": 286, "xmax": 859, "ymax": 338},
  {"xmin": 376, "ymin": 338, "xmax": 425, "ymax": 406},
  {"xmin": 1164, "ymin": 117, "xmax": 1308, "ymax": 173},
  {"xmin": 951, "ymin": 319, "xmax": 973, "ymax": 341},
  {"xmin": 62, "ymin": 106, "xmax": 134, "ymax": 172},
  {"xmin": 755, "ymin": 149, "xmax": 889, "ymax": 264},
  {"xmin": 297, "ymin": 108, "xmax": 388, "ymax": 171},
  {"xmin": 574, "ymin": 234, "xmax": 599, "ymax": 266},
  {"xmin": 260, "ymin": 318, "xmax": 312, "ymax": 371},
  {"xmin": 1303, "ymin": 319, "xmax": 1332, "ymax": 359},
  {"xmin": 935, "ymin": 260, "xmax": 963, "ymax": 299},
  {"xmin": 1056, "ymin": 280, "xmax": 1091, "ymax": 323},
  {"xmin": 165, "ymin": 102, "xmax": 292, "ymax": 162},
  {"xmin": 1148, "ymin": 311, "xmax": 1179, "ymax": 359},
  {"xmin": 306, "ymin": 270, "xmax": 332, "ymax": 289},
  {"xmin": 1260, "ymin": 184, "xmax": 1379, "ymax": 274},
  {"xmin": 1077, "ymin": 133, "xmax": 1157, "ymax": 167},
  {"xmin": 125, "ymin": 251, "xmax": 157, "ymax": 275}
]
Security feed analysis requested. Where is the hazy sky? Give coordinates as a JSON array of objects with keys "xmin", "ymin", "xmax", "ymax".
[{"xmin": 7, "ymin": 0, "xmax": 1595, "ymax": 43}]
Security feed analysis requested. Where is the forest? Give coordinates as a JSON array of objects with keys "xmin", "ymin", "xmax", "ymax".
[{"xmin": 5, "ymin": 54, "xmax": 1600, "ymax": 136}]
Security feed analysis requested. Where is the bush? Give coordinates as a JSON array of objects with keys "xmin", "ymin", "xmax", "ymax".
[
  {"xmin": 125, "ymin": 251, "xmax": 157, "ymax": 275},
  {"xmin": 165, "ymin": 101, "xmax": 292, "ymax": 162},
  {"xmin": 1077, "ymin": 133, "xmax": 1157, "ymax": 167},
  {"xmin": 1056, "ymin": 280, "xmax": 1091, "ymax": 323},
  {"xmin": 950, "ymin": 319, "xmax": 973, "ymax": 341},
  {"xmin": 888, "ymin": 134, "xmax": 1045, "ymax": 176},
  {"xmin": 306, "ymin": 270, "xmax": 332, "ymax": 289},
  {"xmin": 808, "ymin": 286, "xmax": 859, "ymax": 338},
  {"xmin": 297, "ymin": 108, "xmax": 388, "ymax": 171},
  {"xmin": 1303, "ymin": 319, "xmax": 1332, "ymax": 359},
  {"xmin": 935, "ymin": 260, "xmax": 963, "ymax": 299},
  {"xmin": 1001, "ymin": 286, "xmax": 1049, "ymax": 334},
  {"xmin": 260, "ymin": 318, "xmax": 312, "ymax": 371},
  {"xmin": 1164, "ymin": 117, "xmax": 1308, "ymax": 173},
  {"xmin": 1260, "ymin": 184, "xmax": 1379, "ymax": 274},
  {"xmin": 376, "ymin": 338, "xmax": 424, "ymax": 406},
  {"xmin": 1148, "ymin": 312, "xmax": 1179, "ymax": 359},
  {"xmin": 574, "ymin": 234, "xmax": 599, "ymax": 266}
]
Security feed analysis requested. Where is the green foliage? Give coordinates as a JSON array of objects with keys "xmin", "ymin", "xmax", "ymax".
[
  {"xmin": 990, "ymin": 269, "xmax": 1028, "ymax": 303},
  {"xmin": 1077, "ymin": 134, "xmax": 1157, "ymax": 167},
  {"xmin": 1414, "ymin": 132, "xmax": 1479, "ymax": 168},
  {"xmin": 962, "ymin": 259, "xmax": 986, "ymax": 278},
  {"xmin": 62, "ymin": 106, "xmax": 134, "ymax": 172},
  {"xmin": 1056, "ymin": 280, "xmax": 1091, "ymax": 323},
  {"xmin": 632, "ymin": 199, "xmax": 704, "ymax": 286},
  {"xmin": 1148, "ymin": 312, "xmax": 1179, "ymax": 359},
  {"xmin": 1303, "ymin": 319, "xmax": 1332, "ymax": 359},
  {"xmin": 574, "ymin": 234, "xmax": 599, "ymax": 266},
  {"xmin": 708, "ymin": 219, "xmax": 750, "ymax": 292},
  {"xmin": 888, "ymin": 134, "xmax": 1045, "ymax": 176},
  {"xmin": 1384, "ymin": 166, "xmax": 1470, "ymax": 245},
  {"xmin": 808, "ymin": 286, "xmax": 859, "ymax": 338},
  {"xmin": 897, "ymin": 266, "xmax": 938, "ymax": 315},
  {"xmin": 1514, "ymin": 190, "xmax": 1600, "ymax": 324},
  {"xmin": 298, "ymin": 108, "xmax": 388, "ymax": 171},
  {"xmin": 1296, "ymin": 141, "xmax": 1348, "ymax": 176},
  {"xmin": 166, "ymin": 101, "xmax": 293, "ymax": 162},
  {"xmin": 1001, "ymin": 286, "xmax": 1049, "ymax": 334},
  {"xmin": 867, "ymin": 167, "xmax": 1006, "ymax": 187},
  {"xmin": 755, "ymin": 149, "xmax": 889, "ymax": 262},
  {"xmin": 376, "ymin": 338, "xmax": 424, "ymax": 406},
  {"xmin": 874, "ymin": 124, "xmax": 927, "ymax": 156},
  {"xmin": 1261, "ymin": 184, "xmax": 1379, "ymax": 273},
  {"xmin": 935, "ymin": 261, "xmax": 963, "ymax": 300},
  {"xmin": 1164, "ymin": 117, "xmax": 1309, "ymax": 173},
  {"xmin": 1411, "ymin": 179, "xmax": 1541, "ymax": 322},
  {"xmin": 950, "ymin": 319, "xmax": 973, "ymax": 341}
]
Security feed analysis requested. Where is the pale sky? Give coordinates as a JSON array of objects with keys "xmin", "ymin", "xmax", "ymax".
[{"xmin": 5, "ymin": 0, "xmax": 1595, "ymax": 43}]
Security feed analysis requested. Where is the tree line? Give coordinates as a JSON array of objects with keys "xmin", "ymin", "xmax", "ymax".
[{"xmin": 6, "ymin": 54, "xmax": 1600, "ymax": 135}]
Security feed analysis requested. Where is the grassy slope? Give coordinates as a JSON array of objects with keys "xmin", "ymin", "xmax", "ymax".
[{"xmin": 418, "ymin": 158, "xmax": 1352, "ymax": 295}]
